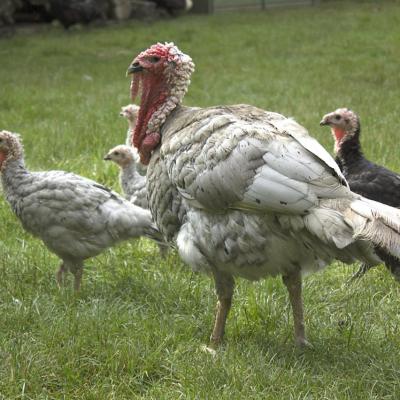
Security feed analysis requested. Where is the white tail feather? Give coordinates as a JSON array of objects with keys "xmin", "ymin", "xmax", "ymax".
[
  {"xmin": 345, "ymin": 198, "xmax": 400, "ymax": 259},
  {"xmin": 350, "ymin": 198, "xmax": 400, "ymax": 232}
]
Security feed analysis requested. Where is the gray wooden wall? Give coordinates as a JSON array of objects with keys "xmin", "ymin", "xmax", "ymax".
[{"xmin": 192, "ymin": 0, "xmax": 319, "ymax": 13}]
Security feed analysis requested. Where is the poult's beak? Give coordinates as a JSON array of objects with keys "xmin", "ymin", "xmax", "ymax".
[
  {"xmin": 320, "ymin": 118, "xmax": 329, "ymax": 126},
  {"xmin": 126, "ymin": 62, "xmax": 144, "ymax": 76},
  {"xmin": 103, "ymin": 155, "xmax": 111, "ymax": 161}
]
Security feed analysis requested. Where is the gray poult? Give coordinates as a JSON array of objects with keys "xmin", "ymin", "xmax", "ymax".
[
  {"xmin": 104, "ymin": 144, "xmax": 169, "ymax": 258},
  {"xmin": 0, "ymin": 130, "xmax": 161, "ymax": 290},
  {"xmin": 104, "ymin": 144, "xmax": 148, "ymax": 208},
  {"xmin": 120, "ymin": 103, "xmax": 147, "ymax": 176},
  {"xmin": 120, "ymin": 103, "xmax": 140, "ymax": 147}
]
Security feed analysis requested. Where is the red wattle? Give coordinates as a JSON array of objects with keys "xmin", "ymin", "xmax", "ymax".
[
  {"xmin": 332, "ymin": 127, "xmax": 346, "ymax": 144},
  {"xmin": 130, "ymin": 76, "xmax": 140, "ymax": 102},
  {"xmin": 142, "ymin": 132, "xmax": 161, "ymax": 151},
  {"xmin": 131, "ymin": 72, "xmax": 168, "ymax": 164},
  {"xmin": 0, "ymin": 152, "xmax": 6, "ymax": 168},
  {"xmin": 137, "ymin": 132, "xmax": 161, "ymax": 165}
]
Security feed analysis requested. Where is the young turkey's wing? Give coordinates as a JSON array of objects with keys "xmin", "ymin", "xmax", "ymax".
[{"xmin": 19, "ymin": 171, "xmax": 125, "ymax": 237}]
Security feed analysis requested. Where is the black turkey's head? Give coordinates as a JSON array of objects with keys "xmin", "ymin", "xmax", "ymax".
[
  {"xmin": 320, "ymin": 108, "xmax": 360, "ymax": 153},
  {"xmin": 126, "ymin": 42, "xmax": 195, "ymax": 165}
]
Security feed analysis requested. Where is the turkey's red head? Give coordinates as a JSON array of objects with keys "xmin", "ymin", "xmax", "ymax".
[
  {"xmin": 126, "ymin": 42, "xmax": 195, "ymax": 165},
  {"xmin": 320, "ymin": 108, "xmax": 360, "ymax": 153}
]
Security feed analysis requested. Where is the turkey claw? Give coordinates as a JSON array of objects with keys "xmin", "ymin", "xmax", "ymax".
[{"xmin": 200, "ymin": 344, "xmax": 217, "ymax": 356}]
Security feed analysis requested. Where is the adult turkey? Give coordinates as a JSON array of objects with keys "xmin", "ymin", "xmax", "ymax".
[
  {"xmin": 0, "ymin": 130, "xmax": 161, "ymax": 290},
  {"xmin": 125, "ymin": 42, "xmax": 400, "ymax": 349},
  {"xmin": 320, "ymin": 108, "xmax": 400, "ymax": 281}
]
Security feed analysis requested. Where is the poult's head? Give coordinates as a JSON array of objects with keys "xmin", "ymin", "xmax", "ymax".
[
  {"xmin": 0, "ymin": 130, "xmax": 23, "ymax": 170},
  {"xmin": 120, "ymin": 104, "xmax": 140, "ymax": 124},
  {"xmin": 320, "ymin": 108, "xmax": 360, "ymax": 153},
  {"xmin": 103, "ymin": 145, "xmax": 137, "ymax": 168}
]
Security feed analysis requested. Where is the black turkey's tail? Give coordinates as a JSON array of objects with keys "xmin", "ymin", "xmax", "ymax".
[
  {"xmin": 374, "ymin": 246, "xmax": 400, "ymax": 282},
  {"xmin": 348, "ymin": 246, "xmax": 400, "ymax": 283}
]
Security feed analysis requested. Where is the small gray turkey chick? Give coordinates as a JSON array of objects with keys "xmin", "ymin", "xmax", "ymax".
[
  {"xmin": 0, "ymin": 130, "xmax": 161, "ymax": 290},
  {"xmin": 120, "ymin": 103, "xmax": 147, "ymax": 176},
  {"xmin": 103, "ymin": 144, "xmax": 148, "ymax": 208},
  {"xmin": 104, "ymin": 144, "xmax": 169, "ymax": 258},
  {"xmin": 120, "ymin": 103, "xmax": 139, "ymax": 146}
]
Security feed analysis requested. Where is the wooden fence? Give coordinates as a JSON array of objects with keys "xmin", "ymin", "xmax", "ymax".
[{"xmin": 192, "ymin": 0, "xmax": 319, "ymax": 13}]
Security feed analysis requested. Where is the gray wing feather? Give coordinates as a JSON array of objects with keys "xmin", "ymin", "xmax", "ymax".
[{"xmin": 164, "ymin": 112, "xmax": 350, "ymax": 216}]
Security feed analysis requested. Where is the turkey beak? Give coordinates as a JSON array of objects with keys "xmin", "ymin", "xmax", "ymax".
[
  {"xmin": 320, "ymin": 117, "xmax": 329, "ymax": 126},
  {"xmin": 126, "ymin": 62, "xmax": 144, "ymax": 76},
  {"xmin": 103, "ymin": 155, "xmax": 111, "ymax": 161}
]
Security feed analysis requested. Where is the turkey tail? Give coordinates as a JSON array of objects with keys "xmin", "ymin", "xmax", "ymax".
[
  {"xmin": 345, "ymin": 198, "xmax": 400, "ymax": 259},
  {"xmin": 123, "ymin": 202, "xmax": 167, "ymax": 247}
]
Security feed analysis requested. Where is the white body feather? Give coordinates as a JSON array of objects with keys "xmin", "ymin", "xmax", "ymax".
[{"xmin": 148, "ymin": 105, "xmax": 400, "ymax": 280}]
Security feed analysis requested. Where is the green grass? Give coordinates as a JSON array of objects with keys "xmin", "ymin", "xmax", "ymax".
[{"xmin": 1, "ymin": 1, "xmax": 400, "ymax": 398}]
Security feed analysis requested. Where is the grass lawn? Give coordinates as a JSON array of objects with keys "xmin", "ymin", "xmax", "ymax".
[{"xmin": 1, "ymin": 1, "xmax": 400, "ymax": 398}]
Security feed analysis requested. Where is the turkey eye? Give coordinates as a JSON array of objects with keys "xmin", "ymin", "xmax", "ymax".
[
  {"xmin": 335, "ymin": 115, "xmax": 341, "ymax": 120},
  {"xmin": 114, "ymin": 152, "xmax": 120, "ymax": 156},
  {"xmin": 149, "ymin": 56, "xmax": 160, "ymax": 63}
]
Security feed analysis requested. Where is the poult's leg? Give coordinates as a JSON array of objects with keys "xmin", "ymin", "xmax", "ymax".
[
  {"xmin": 349, "ymin": 263, "xmax": 370, "ymax": 282},
  {"xmin": 56, "ymin": 262, "xmax": 67, "ymax": 287},
  {"xmin": 69, "ymin": 263, "xmax": 84, "ymax": 292},
  {"xmin": 282, "ymin": 269, "xmax": 311, "ymax": 348},
  {"xmin": 157, "ymin": 243, "xmax": 169, "ymax": 259},
  {"xmin": 208, "ymin": 271, "xmax": 235, "ymax": 350}
]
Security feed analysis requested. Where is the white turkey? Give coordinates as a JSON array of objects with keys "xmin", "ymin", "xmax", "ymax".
[
  {"xmin": 104, "ymin": 144, "xmax": 148, "ymax": 208},
  {"xmin": 125, "ymin": 42, "xmax": 400, "ymax": 349},
  {"xmin": 0, "ymin": 130, "xmax": 161, "ymax": 291}
]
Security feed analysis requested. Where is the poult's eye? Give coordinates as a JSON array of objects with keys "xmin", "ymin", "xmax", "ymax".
[
  {"xmin": 114, "ymin": 152, "xmax": 120, "ymax": 156},
  {"xmin": 335, "ymin": 115, "xmax": 341, "ymax": 120},
  {"xmin": 149, "ymin": 56, "xmax": 160, "ymax": 63}
]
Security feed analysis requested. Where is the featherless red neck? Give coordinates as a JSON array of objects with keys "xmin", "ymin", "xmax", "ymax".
[
  {"xmin": 331, "ymin": 127, "xmax": 347, "ymax": 152},
  {"xmin": 0, "ymin": 151, "xmax": 7, "ymax": 169},
  {"xmin": 127, "ymin": 42, "xmax": 195, "ymax": 165},
  {"xmin": 130, "ymin": 73, "xmax": 168, "ymax": 164}
]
